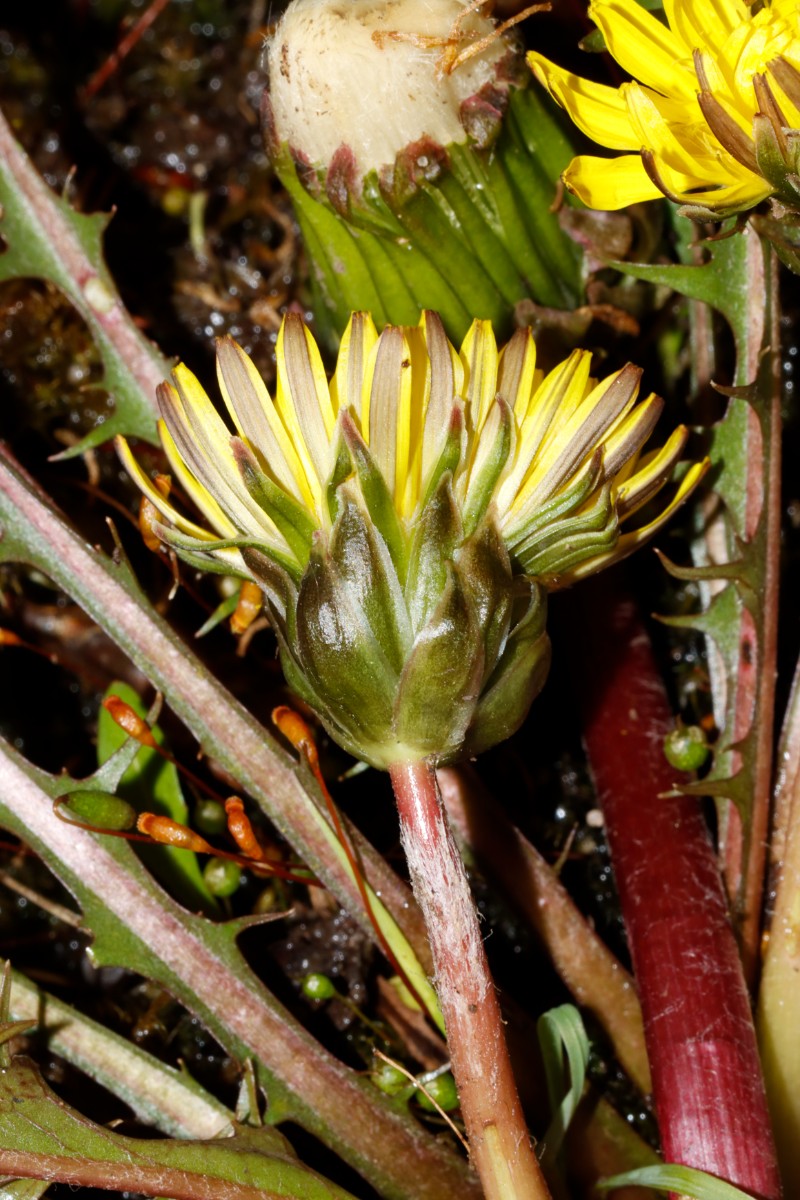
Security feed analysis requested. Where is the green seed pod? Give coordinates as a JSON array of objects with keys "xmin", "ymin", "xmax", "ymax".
[
  {"xmin": 663, "ymin": 725, "xmax": 710, "ymax": 772},
  {"xmin": 301, "ymin": 973, "xmax": 337, "ymax": 1001},
  {"xmin": 416, "ymin": 1071, "xmax": 459, "ymax": 1112},
  {"xmin": 203, "ymin": 859, "xmax": 242, "ymax": 898},
  {"xmin": 62, "ymin": 790, "xmax": 136, "ymax": 832}
]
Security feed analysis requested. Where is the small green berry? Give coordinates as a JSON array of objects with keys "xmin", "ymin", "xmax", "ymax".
[
  {"xmin": 301, "ymin": 973, "xmax": 337, "ymax": 1001},
  {"xmin": 203, "ymin": 859, "xmax": 242, "ymax": 898},
  {"xmin": 663, "ymin": 725, "xmax": 710, "ymax": 772},
  {"xmin": 416, "ymin": 1072, "xmax": 459, "ymax": 1112},
  {"xmin": 63, "ymin": 790, "xmax": 136, "ymax": 832},
  {"xmin": 194, "ymin": 800, "xmax": 227, "ymax": 836},
  {"xmin": 372, "ymin": 1062, "xmax": 411, "ymax": 1096}
]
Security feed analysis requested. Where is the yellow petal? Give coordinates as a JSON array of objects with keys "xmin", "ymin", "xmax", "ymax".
[
  {"xmin": 694, "ymin": 51, "xmax": 758, "ymax": 136},
  {"xmin": 729, "ymin": 14, "xmax": 795, "ymax": 108},
  {"xmin": 497, "ymin": 327, "xmax": 538, "ymax": 423},
  {"xmin": 561, "ymin": 457, "xmax": 710, "ymax": 584},
  {"xmin": 275, "ymin": 314, "xmax": 337, "ymax": 507},
  {"xmin": 663, "ymin": 0, "xmax": 747, "ymax": 61},
  {"xmin": 521, "ymin": 351, "xmax": 593, "ymax": 454},
  {"xmin": 589, "ymin": 0, "xmax": 696, "ymax": 99},
  {"xmin": 692, "ymin": 47, "xmax": 733, "ymax": 99},
  {"xmin": 651, "ymin": 157, "xmax": 772, "ymax": 210},
  {"xmin": 601, "ymin": 392, "xmax": 664, "ymax": 479},
  {"xmin": 528, "ymin": 52, "xmax": 641, "ymax": 151},
  {"xmin": 532, "ymin": 364, "xmax": 642, "ymax": 496},
  {"xmin": 616, "ymin": 425, "xmax": 689, "ymax": 517},
  {"xmin": 161, "ymin": 371, "xmax": 279, "ymax": 539},
  {"xmin": 623, "ymin": 83, "xmax": 730, "ymax": 179},
  {"xmin": 769, "ymin": 58, "xmax": 800, "ymax": 129},
  {"xmin": 363, "ymin": 325, "xmax": 415, "ymax": 516},
  {"xmin": 330, "ymin": 311, "xmax": 379, "ymax": 420},
  {"xmin": 215, "ymin": 336, "xmax": 313, "ymax": 510},
  {"xmin": 399, "ymin": 320, "xmax": 439, "ymax": 517},
  {"xmin": 720, "ymin": 20, "xmax": 756, "ymax": 97},
  {"xmin": 419, "ymin": 311, "xmax": 461, "ymax": 500},
  {"xmin": 460, "ymin": 319, "xmax": 499, "ymax": 437},
  {"xmin": 520, "ymin": 363, "xmax": 642, "ymax": 515},
  {"xmin": 157, "ymin": 419, "xmax": 240, "ymax": 540},
  {"xmin": 498, "ymin": 350, "xmax": 592, "ymax": 516},
  {"xmin": 563, "ymin": 153, "xmax": 664, "ymax": 209},
  {"xmin": 115, "ymin": 434, "xmax": 228, "ymax": 542}
]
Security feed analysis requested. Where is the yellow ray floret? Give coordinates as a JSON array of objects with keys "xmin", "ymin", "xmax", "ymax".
[{"xmin": 119, "ymin": 312, "xmax": 707, "ymax": 590}]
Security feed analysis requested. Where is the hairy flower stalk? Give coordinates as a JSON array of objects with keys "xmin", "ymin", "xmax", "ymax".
[
  {"xmin": 530, "ymin": 0, "xmax": 800, "ymax": 222},
  {"xmin": 119, "ymin": 312, "xmax": 705, "ymax": 1200},
  {"xmin": 263, "ymin": 0, "xmax": 583, "ymax": 344}
]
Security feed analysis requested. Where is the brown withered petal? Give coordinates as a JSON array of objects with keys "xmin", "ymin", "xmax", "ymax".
[
  {"xmin": 768, "ymin": 56, "xmax": 800, "ymax": 116},
  {"xmin": 694, "ymin": 54, "xmax": 758, "ymax": 174},
  {"xmin": 640, "ymin": 150, "xmax": 685, "ymax": 206},
  {"xmin": 754, "ymin": 73, "xmax": 790, "ymax": 158}
]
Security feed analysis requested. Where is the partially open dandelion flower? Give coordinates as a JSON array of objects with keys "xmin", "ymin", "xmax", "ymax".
[
  {"xmin": 529, "ymin": 0, "xmax": 800, "ymax": 218},
  {"xmin": 118, "ymin": 312, "xmax": 706, "ymax": 767}
]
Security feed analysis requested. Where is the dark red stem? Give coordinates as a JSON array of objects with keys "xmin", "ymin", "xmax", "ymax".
[{"xmin": 564, "ymin": 576, "xmax": 780, "ymax": 1200}]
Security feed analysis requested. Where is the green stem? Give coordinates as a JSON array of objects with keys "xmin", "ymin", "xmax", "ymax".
[
  {"xmin": 390, "ymin": 759, "xmax": 551, "ymax": 1200},
  {"xmin": 669, "ymin": 226, "xmax": 780, "ymax": 980},
  {"xmin": 5, "ymin": 964, "xmax": 231, "ymax": 1140},
  {"xmin": 717, "ymin": 235, "xmax": 781, "ymax": 979}
]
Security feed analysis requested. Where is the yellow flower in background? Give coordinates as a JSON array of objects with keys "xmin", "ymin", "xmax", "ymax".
[
  {"xmin": 529, "ymin": 0, "xmax": 800, "ymax": 218},
  {"xmin": 118, "ymin": 313, "xmax": 706, "ymax": 767}
]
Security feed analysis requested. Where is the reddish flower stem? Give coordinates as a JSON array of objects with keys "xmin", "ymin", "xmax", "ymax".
[
  {"xmin": 437, "ymin": 764, "xmax": 651, "ymax": 1096},
  {"xmin": 564, "ymin": 577, "xmax": 780, "ymax": 1200},
  {"xmin": 389, "ymin": 759, "xmax": 551, "ymax": 1200},
  {"xmin": 81, "ymin": 0, "xmax": 172, "ymax": 102}
]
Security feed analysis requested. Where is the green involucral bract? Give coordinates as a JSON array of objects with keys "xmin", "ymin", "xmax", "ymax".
[{"xmin": 272, "ymin": 481, "xmax": 549, "ymax": 768}]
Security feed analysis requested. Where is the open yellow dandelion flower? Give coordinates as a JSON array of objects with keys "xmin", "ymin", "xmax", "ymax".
[
  {"xmin": 118, "ymin": 312, "xmax": 706, "ymax": 767},
  {"xmin": 529, "ymin": 0, "xmax": 800, "ymax": 218}
]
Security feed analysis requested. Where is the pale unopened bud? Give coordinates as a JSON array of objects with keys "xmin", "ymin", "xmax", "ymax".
[{"xmin": 266, "ymin": 0, "xmax": 513, "ymax": 187}]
